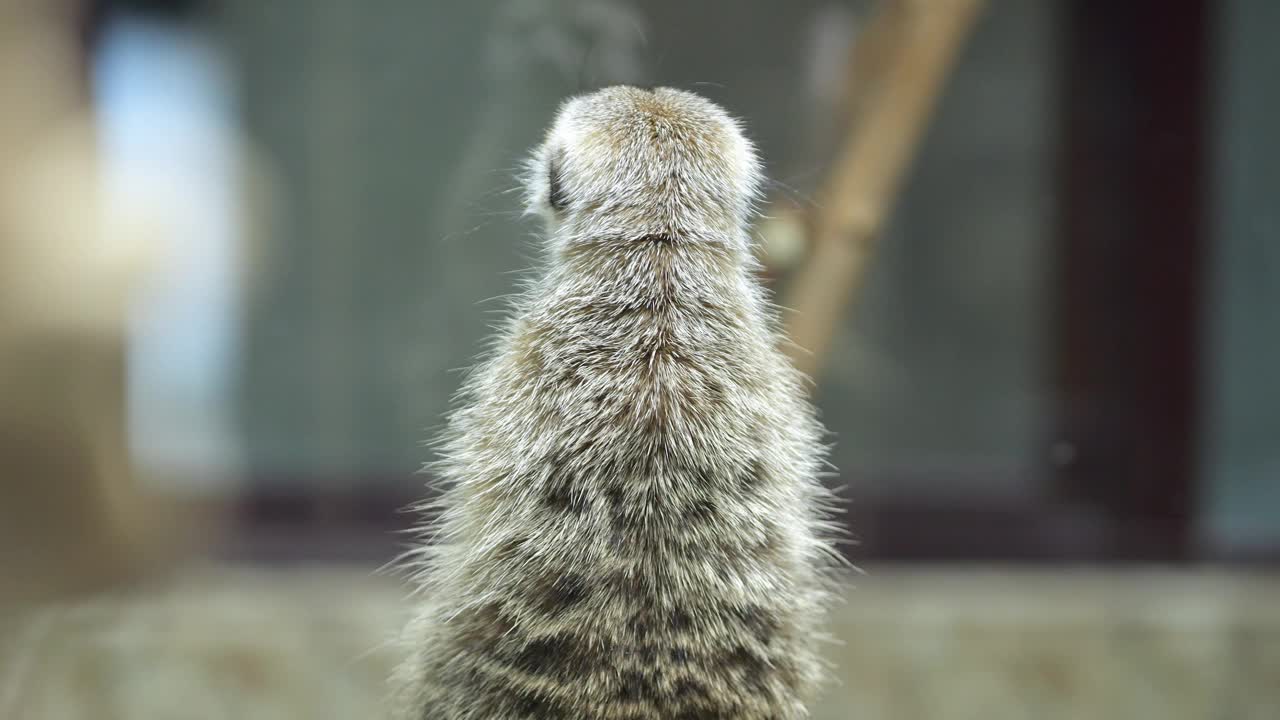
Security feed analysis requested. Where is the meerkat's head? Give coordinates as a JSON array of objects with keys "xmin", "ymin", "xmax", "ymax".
[{"xmin": 526, "ymin": 86, "xmax": 763, "ymax": 244}]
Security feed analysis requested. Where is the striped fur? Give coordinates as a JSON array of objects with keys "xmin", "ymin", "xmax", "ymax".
[{"xmin": 393, "ymin": 86, "xmax": 837, "ymax": 720}]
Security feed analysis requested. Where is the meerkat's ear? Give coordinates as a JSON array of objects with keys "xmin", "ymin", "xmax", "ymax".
[{"xmin": 547, "ymin": 149, "xmax": 569, "ymax": 213}]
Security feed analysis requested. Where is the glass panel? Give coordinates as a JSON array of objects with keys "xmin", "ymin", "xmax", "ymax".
[
  {"xmin": 819, "ymin": 1, "xmax": 1057, "ymax": 499},
  {"xmin": 1201, "ymin": 0, "xmax": 1280, "ymax": 555},
  {"xmin": 222, "ymin": 0, "xmax": 1059, "ymax": 505}
]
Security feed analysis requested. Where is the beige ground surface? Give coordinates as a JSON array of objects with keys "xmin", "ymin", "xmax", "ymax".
[{"xmin": 1, "ymin": 566, "xmax": 1277, "ymax": 719}]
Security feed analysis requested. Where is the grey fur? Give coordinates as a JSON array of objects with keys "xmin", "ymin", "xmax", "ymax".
[{"xmin": 393, "ymin": 86, "xmax": 838, "ymax": 719}]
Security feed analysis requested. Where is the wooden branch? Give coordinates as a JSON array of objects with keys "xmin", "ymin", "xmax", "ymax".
[
  {"xmin": 784, "ymin": 0, "xmax": 987, "ymax": 379},
  {"xmin": 834, "ymin": 0, "xmax": 910, "ymax": 133}
]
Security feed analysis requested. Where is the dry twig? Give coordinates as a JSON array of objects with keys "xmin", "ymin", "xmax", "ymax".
[{"xmin": 784, "ymin": 0, "xmax": 987, "ymax": 379}]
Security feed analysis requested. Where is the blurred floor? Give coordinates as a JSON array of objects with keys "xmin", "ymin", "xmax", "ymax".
[{"xmin": 1, "ymin": 567, "xmax": 1276, "ymax": 719}]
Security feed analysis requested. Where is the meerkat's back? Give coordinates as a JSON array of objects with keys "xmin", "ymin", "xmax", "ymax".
[{"xmin": 394, "ymin": 86, "xmax": 835, "ymax": 720}]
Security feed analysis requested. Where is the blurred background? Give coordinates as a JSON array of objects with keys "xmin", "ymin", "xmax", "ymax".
[{"xmin": 1, "ymin": 0, "xmax": 1276, "ymax": 718}]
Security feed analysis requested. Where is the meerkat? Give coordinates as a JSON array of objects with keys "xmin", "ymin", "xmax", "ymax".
[{"xmin": 394, "ymin": 86, "xmax": 837, "ymax": 719}]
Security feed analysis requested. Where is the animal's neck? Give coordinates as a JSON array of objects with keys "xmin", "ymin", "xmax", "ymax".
[{"xmin": 551, "ymin": 231, "xmax": 753, "ymax": 313}]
